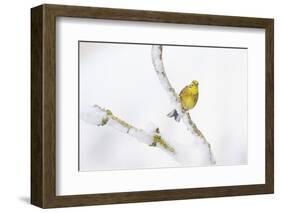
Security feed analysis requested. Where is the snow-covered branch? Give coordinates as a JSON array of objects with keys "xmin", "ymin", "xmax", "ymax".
[
  {"xmin": 82, "ymin": 105, "xmax": 214, "ymax": 166},
  {"xmin": 151, "ymin": 45, "xmax": 183, "ymax": 118},
  {"xmin": 82, "ymin": 45, "xmax": 216, "ymax": 166},
  {"xmin": 151, "ymin": 45, "xmax": 216, "ymax": 164},
  {"xmin": 82, "ymin": 105, "xmax": 176, "ymax": 156}
]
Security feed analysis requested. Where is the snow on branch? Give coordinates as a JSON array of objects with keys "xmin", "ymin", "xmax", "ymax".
[
  {"xmin": 82, "ymin": 105, "xmax": 214, "ymax": 166},
  {"xmin": 151, "ymin": 46, "xmax": 183, "ymax": 118},
  {"xmin": 82, "ymin": 45, "xmax": 216, "ymax": 166},
  {"xmin": 82, "ymin": 105, "xmax": 176, "ymax": 156},
  {"xmin": 151, "ymin": 45, "xmax": 216, "ymax": 164}
]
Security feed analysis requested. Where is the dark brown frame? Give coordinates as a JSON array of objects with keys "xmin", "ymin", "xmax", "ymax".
[{"xmin": 31, "ymin": 4, "xmax": 274, "ymax": 208}]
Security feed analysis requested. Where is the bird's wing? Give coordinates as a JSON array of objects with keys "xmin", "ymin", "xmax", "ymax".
[
  {"xmin": 193, "ymin": 93, "xmax": 199, "ymax": 104},
  {"xmin": 179, "ymin": 85, "xmax": 190, "ymax": 97}
]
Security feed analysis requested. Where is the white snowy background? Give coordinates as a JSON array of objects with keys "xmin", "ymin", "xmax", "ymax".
[{"xmin": 79, "ymin": 42, "xmax": 248, "ymax": 171}]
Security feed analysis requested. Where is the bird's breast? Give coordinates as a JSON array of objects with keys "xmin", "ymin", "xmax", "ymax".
[{"xmin": 180, "ymin": 93, "xmax": 198, "ymax": 110}]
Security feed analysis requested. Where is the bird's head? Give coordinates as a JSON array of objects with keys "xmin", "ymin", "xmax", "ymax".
[{"xmin": 191, "ymin": 80, "xmax": 199, "ymax": 87}]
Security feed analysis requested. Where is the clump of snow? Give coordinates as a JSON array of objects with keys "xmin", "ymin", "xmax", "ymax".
[
  {"xmin": 160, "ymin": 131, "xmax": 211, "ymax": 166},
  {"xmin": 107, "ymin": 119, "xmax": 128, "ymax": 133},
  {"xmin": 131, "ymin": 129, "xmax": 153, "ymax": 146},
  {"xmin": 144, "ymin": 122, "xmax": 159, "ymax": 135},
  {"xmin": 173, "ymin": 137, "xmax": 213, "ymax": 166},
  {"xmin": 181, "ymin": 114, "xmax": 192, "ymax": 131},
  {"xmin": 81, "ymin": 105, "xmax": 107, "ymax": 126}
]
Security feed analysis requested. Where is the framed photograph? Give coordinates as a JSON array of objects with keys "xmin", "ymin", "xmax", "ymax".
[{"xmin": 31, "ymin": 4, "xmax": 274, "ymax": 208}]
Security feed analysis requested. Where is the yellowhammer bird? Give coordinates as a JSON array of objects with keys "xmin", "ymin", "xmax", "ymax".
[{"xmin": 167, "ymin": 80, "xmax": 199, "ymax": 121}]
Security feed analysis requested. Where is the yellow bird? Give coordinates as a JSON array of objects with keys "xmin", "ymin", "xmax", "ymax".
[{"xmin": 167, "ymin": 80, "xmax": 199, "ymax": 121}]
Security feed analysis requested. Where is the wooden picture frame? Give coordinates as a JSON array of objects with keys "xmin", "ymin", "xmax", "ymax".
[{"xmin": 31, "ymin": 4, "xmax": 274, "ymax": 208}]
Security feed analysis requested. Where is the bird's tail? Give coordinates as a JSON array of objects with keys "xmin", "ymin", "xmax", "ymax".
[{"xmin": 167, "ymin": 109, "xmax": 180, "ymax": 122}]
